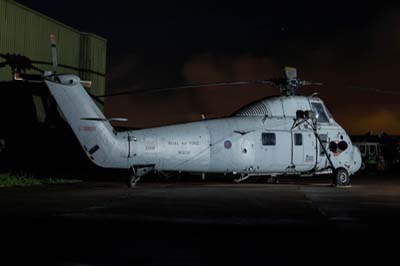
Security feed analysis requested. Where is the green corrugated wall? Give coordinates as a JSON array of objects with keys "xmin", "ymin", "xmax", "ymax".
[{"xmin": 0, "ymin": 0, "xmax": 107, "ymax": 97}]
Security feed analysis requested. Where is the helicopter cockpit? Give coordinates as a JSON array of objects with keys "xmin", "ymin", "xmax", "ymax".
[{"xmin": 310, "ymin": 100, "xmax": 332, "ymax": 123}]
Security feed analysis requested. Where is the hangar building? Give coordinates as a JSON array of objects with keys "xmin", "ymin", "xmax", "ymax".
[
  {"xmin": 0, "ymin": 0, "xmax": 108, "ymax": 175},
  {"xmin": 0, "ymin": 0, "xmax": 107, "ymax": 96}
]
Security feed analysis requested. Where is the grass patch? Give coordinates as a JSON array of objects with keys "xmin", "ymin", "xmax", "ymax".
[{"xmin": 0, "ymin": 173, "xmax": 81, "ymax": 187}]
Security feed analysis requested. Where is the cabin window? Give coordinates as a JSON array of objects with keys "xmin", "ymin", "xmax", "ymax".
[
  {"xmin": 318, "ymin": 134, "xmax": 328, "ymax": 156},
  {"xmin": 311, "ymin": 103, "xmax": 329, "ymax": 123},
  {"xmin": 294, "ymin": 133, "xmax": 303, "ymax": 146},
  {"xmin": 262, "ymin": 133, "xmax": 276, "ymax": 146}
]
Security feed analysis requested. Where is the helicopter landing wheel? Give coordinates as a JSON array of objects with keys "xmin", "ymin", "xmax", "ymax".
[
  {"xmin": 128, "ymin": 174, "xmax": 141, "ymax": 188},
  {"xmin": 333, "ymin": 168, "xmax": 350, "ymax": 187},
  {"xmin": 128, "ymin": 167, "xmax": 141, "ymax": 188}
]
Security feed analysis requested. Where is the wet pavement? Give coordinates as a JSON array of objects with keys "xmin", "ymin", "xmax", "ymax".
[{"xmin": 0, "ymin": 175, "xmax": 399, "ymax": 265}]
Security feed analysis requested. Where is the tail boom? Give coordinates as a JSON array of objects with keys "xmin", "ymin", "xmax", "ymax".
[{"xmin": 45, "ymin": 74, "xmax": 129, "ymax": 169}]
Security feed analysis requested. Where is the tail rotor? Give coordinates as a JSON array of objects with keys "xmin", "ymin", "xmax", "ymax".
[{"xmin": 49, "ymin": 34, "xmax": 58, "ymax": 74}]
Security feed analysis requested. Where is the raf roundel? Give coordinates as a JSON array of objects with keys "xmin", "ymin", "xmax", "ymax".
[{"xmin": 224, "ymin": 140, "xmax": 232, "ymax": 149}]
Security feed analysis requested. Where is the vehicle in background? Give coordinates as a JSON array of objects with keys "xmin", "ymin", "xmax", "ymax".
[{"xmin": 353, "ymin": 142, "xmax": 385, "ymax": 172}]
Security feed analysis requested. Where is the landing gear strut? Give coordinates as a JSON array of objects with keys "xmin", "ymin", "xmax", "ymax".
[
  {"xmin": 128, "ymin": 169, "xmax": 140, "ymax": 188},
  {"xmin": 234, "ymin": 174, "xmax": 250, "ymax": 183},
  {"xmin": 127, "ymin": 165, "xmax": 155, "ymax": 188}
]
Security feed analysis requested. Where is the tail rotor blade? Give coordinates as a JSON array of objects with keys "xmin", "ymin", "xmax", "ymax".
[
  {"xmin": 0, "ymin": 53, "xmax": 44, "ymax": 74},
  {"xmin": 50, "ymin": 34, "xmax": 58, "ymax": 71}
]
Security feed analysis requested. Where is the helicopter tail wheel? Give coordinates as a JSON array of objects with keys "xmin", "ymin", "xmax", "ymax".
[
  {"xmin": 127, "ymin": 167, "xmax": 140, "ymax": 188},
  {"xmin": 334, "ymin": 168, "xmax": 351, "ymax": 187},
  {"xmin": 128, "ymin": 174, "xmax": 141, "ymax": 188}
]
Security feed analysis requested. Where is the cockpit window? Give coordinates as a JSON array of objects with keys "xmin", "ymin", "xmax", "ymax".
[
  {"xmin": 324, "ymin": 103, "xmax": 333, "ymax": 119},
  {"xmin": 311, "ymin": 103, "xmax": 329, "ymax": 123}
]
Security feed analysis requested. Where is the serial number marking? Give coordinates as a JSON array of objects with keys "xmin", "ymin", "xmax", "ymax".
[
  {"xmin": 178, "ymin": 151, "xmax": 190, "ymax": 155},
  {"xmin": 145, "ymin": 146, "xmax": 156, "ymax": 150},
  {"xmin": 79, "ymin": 126, "xmax": 96, "ymax": 132}
]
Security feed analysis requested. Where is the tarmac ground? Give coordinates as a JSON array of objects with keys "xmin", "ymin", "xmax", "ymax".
[{"xmin": 0, "ymin": 174, "xmax": 399, "ymax": 265}]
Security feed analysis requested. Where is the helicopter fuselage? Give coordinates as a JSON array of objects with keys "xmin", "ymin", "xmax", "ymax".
[
  {"xmin": 126, "ymin": 114, "xmax": 361, "ymax": 177},
  {"xmin": 45, "ymin": 75, "xmax": 362, "ymax": 183}
]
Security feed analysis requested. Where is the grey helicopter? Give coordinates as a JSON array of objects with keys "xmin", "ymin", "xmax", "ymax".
[{"xmin": 2, "ymin": 35, "xmax": 362, "ymax": 187}]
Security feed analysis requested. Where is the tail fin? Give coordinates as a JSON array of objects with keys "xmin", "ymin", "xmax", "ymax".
[{"xmin": 45, "ymin": 74, "xmax": 128, "ymax": 169}]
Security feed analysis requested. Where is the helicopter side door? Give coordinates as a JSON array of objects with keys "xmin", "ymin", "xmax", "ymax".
[
  {"xmin": 258, "ymin": 131, "xmax": 291, "ymax": 173},
  {"xmin": 292, "ymin": 131, "xmax": 316, "ymax": 172}
]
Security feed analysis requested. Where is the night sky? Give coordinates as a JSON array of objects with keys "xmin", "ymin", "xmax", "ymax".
[{"xmin": 16, "ymin": 1, "xmax": 400, "ymax": 134}]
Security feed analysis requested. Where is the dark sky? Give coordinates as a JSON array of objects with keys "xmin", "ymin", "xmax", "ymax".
[{"xmin": 17, "ymin": 0, "xmax": 400, "ymax": 134}]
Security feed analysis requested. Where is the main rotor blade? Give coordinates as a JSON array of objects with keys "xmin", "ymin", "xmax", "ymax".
[
  {"xmin": 0, "ymin": 54, "xmax": 45, "ymax": 74},
  {"xmin": 347, "ymin": 85, "xmax": 400, "ymax": 96},
  {"xmin": 97, "ymin": 80, "xmax": 276, "ymax": 98}
]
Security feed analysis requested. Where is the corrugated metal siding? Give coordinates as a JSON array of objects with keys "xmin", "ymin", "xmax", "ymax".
[
  {"xmin": 0, "ymin": 0, "xmax": 107, "ymax": 98},
  {"xmin": 79, "ymin": 33, "xmax": 107, "ymax": 97}
]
